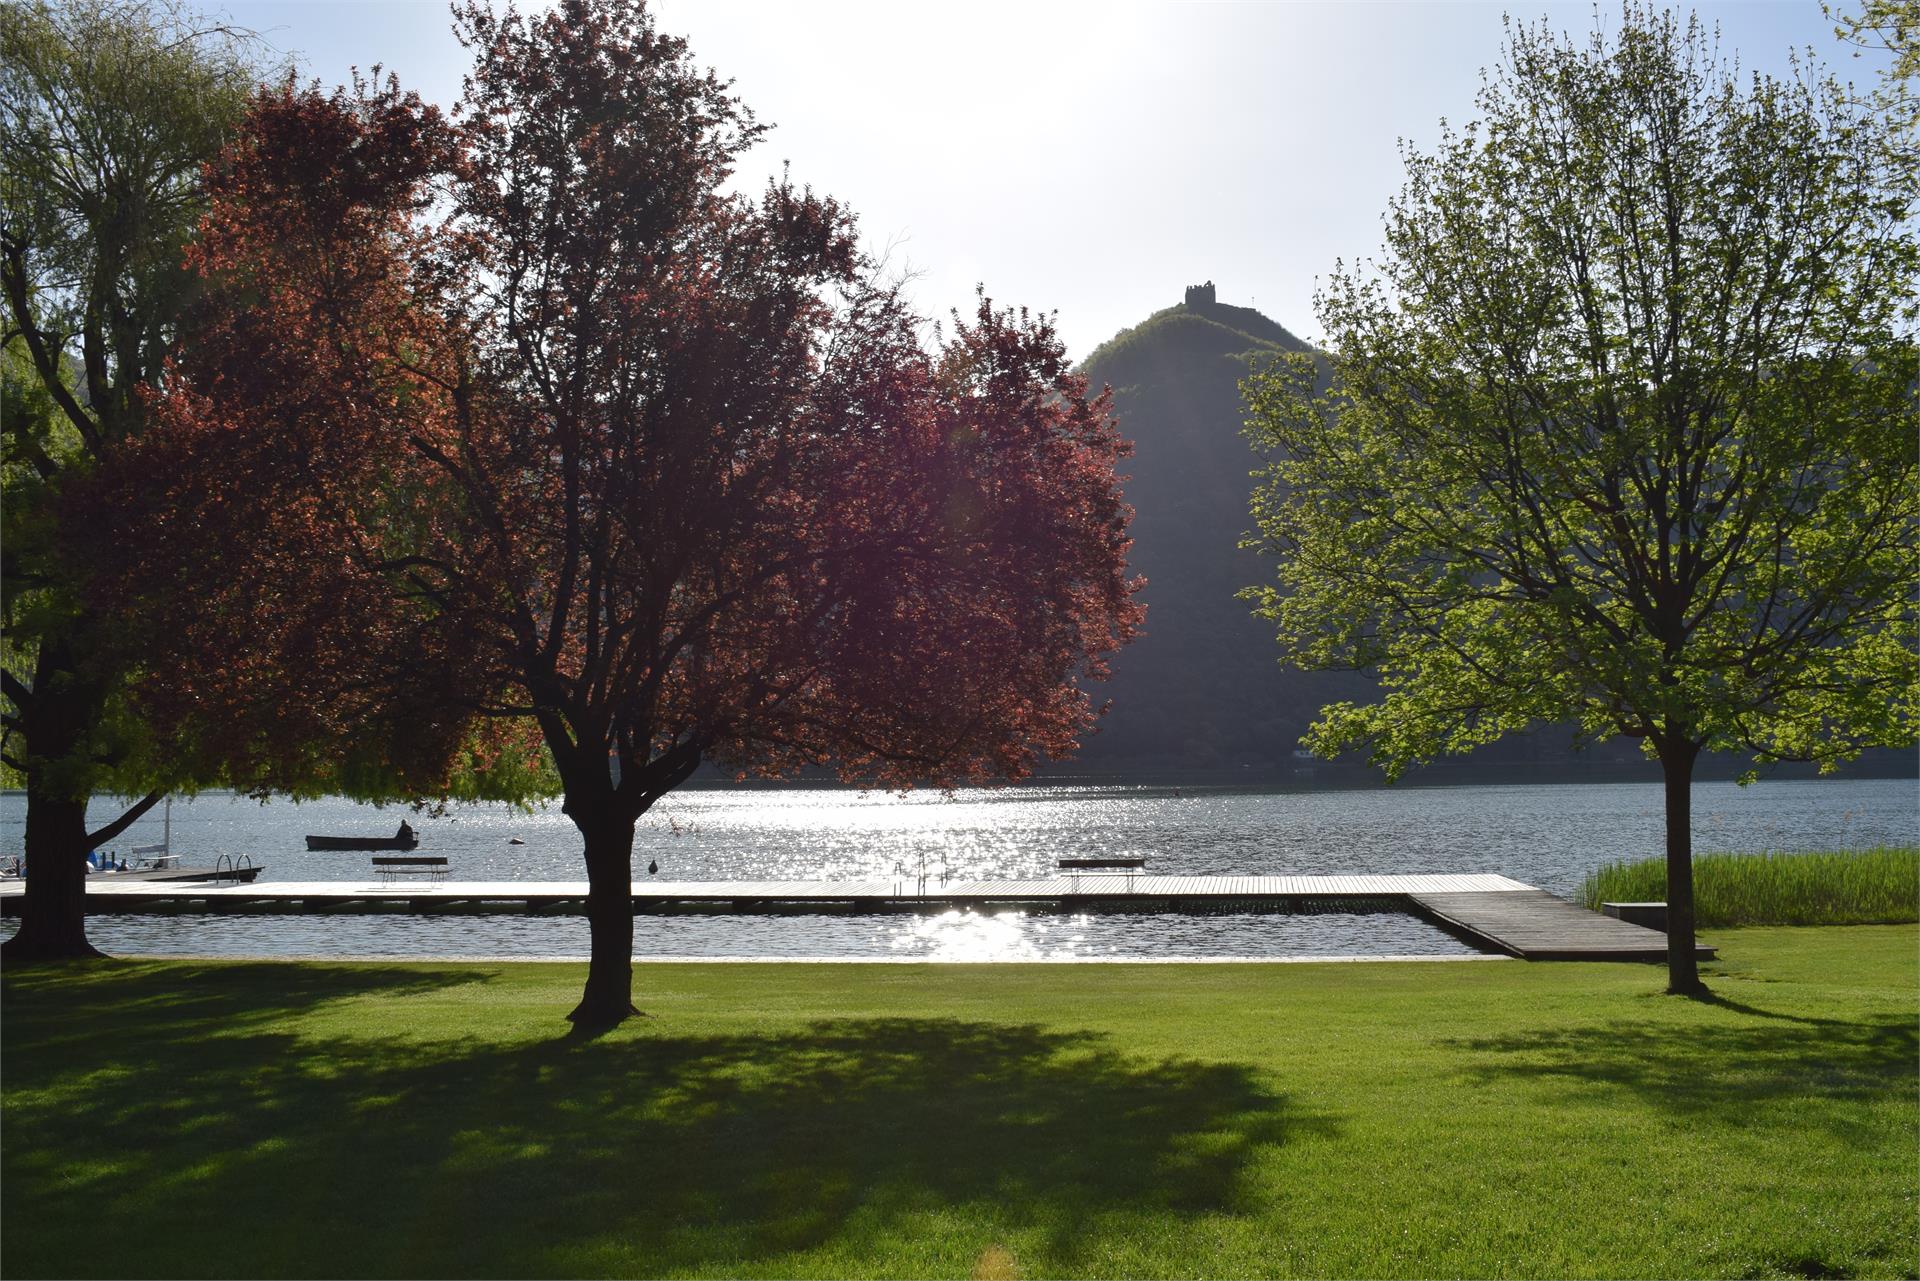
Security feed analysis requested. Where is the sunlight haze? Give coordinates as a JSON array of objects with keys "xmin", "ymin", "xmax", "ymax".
[{"xmin": 221, "ymin": 0, "xmax": 1888, "ymax": 357}]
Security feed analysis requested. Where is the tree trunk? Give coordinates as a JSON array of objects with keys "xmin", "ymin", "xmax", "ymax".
[
  {"xmin": 1657, "ymin": 737, "xmax": 1706, "ymax": 996},
  {"xmin": 568, "ymin": 813, "xmax": 639, "ymax": 1030},
  {"xmin": 3, "ymin": 641, "xmax": 106, "ymax": 962},
  {"xmin": 2, "ymin": 792, "xmax": 102, "ymax": 961}
]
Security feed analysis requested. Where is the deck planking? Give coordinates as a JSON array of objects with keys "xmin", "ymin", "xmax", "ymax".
[
  {"xmin": 0, "ymin": 872, "xmax": 1705, "ymax": 962},
  {"xmin": 1409, "ymin": 889, "xmax": 1714, "ymax": 961}
]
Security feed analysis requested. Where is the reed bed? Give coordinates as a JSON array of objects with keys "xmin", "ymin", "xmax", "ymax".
[{"xmin": 1580, "ymin": 847, "xmax": 1919, "ymax": 927}]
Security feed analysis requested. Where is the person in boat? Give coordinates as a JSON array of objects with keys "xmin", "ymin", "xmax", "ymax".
[{"xmin": 396, "ymin": 820, "xmax": 416, "ymax": 845}]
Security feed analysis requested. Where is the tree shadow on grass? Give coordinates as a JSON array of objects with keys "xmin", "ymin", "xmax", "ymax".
[
  {"xmin": 1687, "ymin": 990, "xmax": 1867, "ymax": 1027},
  {"xmin": 3, "ymin": 966, "xmax": 1330, "ymax": 1278},
  {"xmin": 1443, "ymin": 1003, "xmax": 1914, "ymax": 1136},
  {"xmin": 2, "ymin": 958, "xmax": 495, "ymax": 1042}
]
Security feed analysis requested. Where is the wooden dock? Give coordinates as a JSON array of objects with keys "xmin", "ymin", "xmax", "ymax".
[
  {"xmin": 1409, "ymin": 889, "xmax": 1713, "ymax": 961},
  {"xmin": 0, "ymin": 873, "xmax": 1709, "ymax": 962}
]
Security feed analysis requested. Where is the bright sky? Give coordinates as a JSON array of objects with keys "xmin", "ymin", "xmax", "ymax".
[{"xmin": 216, "ymin": 1, "xmax": 1890, "ymax": 359}]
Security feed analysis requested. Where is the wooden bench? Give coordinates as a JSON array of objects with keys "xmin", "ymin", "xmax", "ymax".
[
  {"xmin": 373, "ymin": 855, "xmax": 449, "ymax": 883},
  {"xmin": 1601, "ymin": 901, "xmax": 1668, "ymax": 931},
  {"xmin": 1058, "ymin": 856, "xmax": 1146, "ymax": 890}
]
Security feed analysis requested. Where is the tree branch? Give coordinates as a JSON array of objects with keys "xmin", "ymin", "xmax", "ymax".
[
  {"xmin": 86, "ymin": 789, "xmax": 166, "ymax": 848},
  {"xmin": 1, "ymin": 667, "xmax": 34, "ymax": 712},
  {"xmin": 1, "ymin": 233, "xmax": 104, "ymax": 455}
]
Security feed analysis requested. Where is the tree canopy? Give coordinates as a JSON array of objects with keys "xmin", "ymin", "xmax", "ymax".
[
  {"xmin": 108, "ymin": 0, "xmax": 1142, "ymax": 1024},
  {"xmin": 1, "ymin": 0, "xmax": 267, "ymax": 958},
  {"xmin": 1241, "ymin": 4, "xmax": 1918, "ymax": 993}
]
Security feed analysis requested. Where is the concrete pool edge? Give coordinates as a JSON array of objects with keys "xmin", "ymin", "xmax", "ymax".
[{"xmin": 34, "ymin": 951, "xmax": 1519, "ymax": 964}]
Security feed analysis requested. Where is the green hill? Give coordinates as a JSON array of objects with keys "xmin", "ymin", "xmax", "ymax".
[
  {"xmin": 1069, "ymin": 286, "xmax": 1639, "ymax": 778},
  {"xmin": 1080, "ymin": 299, "xmax": 1311, "ymax": 375},
  {"xmin": 1069, "ymin": 286, "xmax": 1372, "ymax": 771},
  {"xmin": 1065, "ymin": 286, "xmax": 1911, "ymax": 782}
]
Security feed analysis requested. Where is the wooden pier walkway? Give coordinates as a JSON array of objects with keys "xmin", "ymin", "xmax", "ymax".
[
  {"xmin": 1408, "ymin": 889, "xmax": 1712, "ymax": 961},
  {"xmin": 0, "ymin": 872, "xmax": 1710, "ymax": 962}
]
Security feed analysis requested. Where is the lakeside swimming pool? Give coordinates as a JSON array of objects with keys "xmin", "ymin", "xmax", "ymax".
[{"xmin": 3, "ymin": 776, "xmax": 1910, "ymax": 959}]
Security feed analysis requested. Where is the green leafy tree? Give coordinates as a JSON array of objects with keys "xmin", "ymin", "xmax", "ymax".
[
  {"xmin": 1827, "ymin": 0, "xmax": 1918, "ymax": 166},
  {"xmin": 1241, "ymin": 5, "xmax": 1918, "ymax": 994},
  {"xmin": 1828, "ymin": 0, "xmax": 1918, "ymax": 96},
  {"xmin": 1, "ymin": 0, "xmax": 267, "ymax": 957}
]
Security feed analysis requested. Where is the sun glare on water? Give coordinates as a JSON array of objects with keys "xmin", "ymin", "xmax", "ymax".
[{"xmin": 887, "ymin": 909, "xmax": 1064, "ymax": 962}]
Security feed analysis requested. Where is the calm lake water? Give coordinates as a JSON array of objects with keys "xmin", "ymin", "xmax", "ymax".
[{"xmin": 2, "ymin": 777, "xmax": 1912, "ymax": 960}]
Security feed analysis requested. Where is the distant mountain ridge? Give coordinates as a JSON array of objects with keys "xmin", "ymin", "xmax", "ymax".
[
  {"xmin": 1081, "ymin": 297, "xmax": 1312, "ymax": 376},
  {"xmin": 1067, "ymin": 286, "xmax": 1622, "ymax": 778},
  {"xmin": 1064, "ymin": 286, "xmax": 1909, "ymax": 783},
  {"xmin": 1067, "ymin": 286, "xmax": 1369, "ymax": 772}
]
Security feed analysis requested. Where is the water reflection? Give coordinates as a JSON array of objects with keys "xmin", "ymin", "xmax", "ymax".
[
  {"xmin": 4, "ymin": 778, "xmax": 1909, "ymax": 897},
  {"xmin": 3, "ymin": 777, "xmax": 1910, "ymax": 959},
  {"xmin": 0, "ymin": 906, "xmax": 1484, "ymax": 961},
  {"xmin": 889, "ymin": 911, "xmax": 1049, "ymax": 961}
]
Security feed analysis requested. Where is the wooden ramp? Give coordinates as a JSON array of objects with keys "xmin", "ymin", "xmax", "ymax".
[{"xmin": 1410, "ymin": 889, "xmax": 1714, "ymax": 961}]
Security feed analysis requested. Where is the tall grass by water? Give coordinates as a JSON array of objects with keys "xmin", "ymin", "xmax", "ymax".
[{"xmin": 1581, "ymin": 847, "xmax": 1919, "ymax": 927}]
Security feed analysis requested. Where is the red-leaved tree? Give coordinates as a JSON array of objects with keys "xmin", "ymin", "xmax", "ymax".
[{"xmin": 108, "ymin": 0, "xmax": 1141, "ymax": 1026}]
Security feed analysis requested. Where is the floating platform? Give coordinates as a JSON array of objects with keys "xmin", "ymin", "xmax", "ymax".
[
  {"xmin": 0, "ymin": 873, "xmax": 1711, "ymax": 962},
  {"xmin": 101, "ymin": 866, "xmax": 265, "ymax": 884}
]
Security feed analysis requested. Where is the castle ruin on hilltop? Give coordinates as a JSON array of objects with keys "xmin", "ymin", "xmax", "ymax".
[{"xmin": 1184, "ymin": 281, "xmax": 1216, "ymax": 306}]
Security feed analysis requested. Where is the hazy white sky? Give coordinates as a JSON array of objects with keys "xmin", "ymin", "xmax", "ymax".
[{"xmin": 217, "ymin": 1, "xmax": 1890, "ymax": 359}]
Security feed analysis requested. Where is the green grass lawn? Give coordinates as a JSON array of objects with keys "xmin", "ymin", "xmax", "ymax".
[{"xmin": 4, "ymin": 928, "xmax": 1915, "ymax": 1279}]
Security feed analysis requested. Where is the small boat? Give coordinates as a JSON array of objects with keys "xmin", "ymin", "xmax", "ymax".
[{"xmin": 306, "ymin": 823, "xmax": 419, "ymax": 852}]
